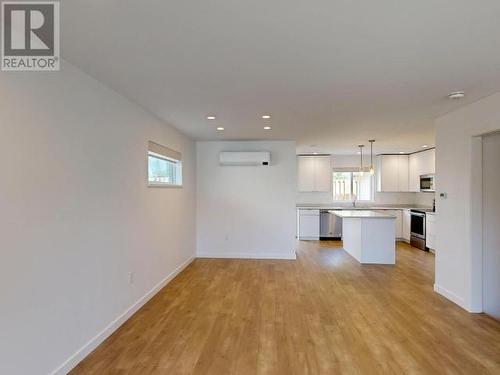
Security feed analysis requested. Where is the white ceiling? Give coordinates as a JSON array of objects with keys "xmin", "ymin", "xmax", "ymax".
[{"xmin": 61, "ymin": 1, "xmax": 500, "ymax": 154}]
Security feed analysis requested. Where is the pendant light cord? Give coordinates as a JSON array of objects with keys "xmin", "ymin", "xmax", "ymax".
[
  {"xmin": 358, "ymin": 145, "xmax": 364, "ymax": 172},
  {"xmin": 368, "ymin": 139, "xmax": 375, "ymax": 174}
]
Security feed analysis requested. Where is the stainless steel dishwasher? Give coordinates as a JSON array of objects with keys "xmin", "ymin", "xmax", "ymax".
[{"xmin": 320, "ymin": 210, "xmax": 342, "ymax": 240}]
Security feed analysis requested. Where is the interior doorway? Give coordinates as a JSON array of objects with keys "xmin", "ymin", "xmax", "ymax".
[{"xmin": 482, "ymin": 131, "xmax": 500, "ymax": 320}]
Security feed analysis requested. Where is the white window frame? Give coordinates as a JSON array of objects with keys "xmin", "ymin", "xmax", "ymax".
[
  {"xmin": 332, "ymin": 169, "xmax": 374, "ymax": 202},
  {"xmin": 147, "ymin": 142, "xmax": 183, "ymax": 188}
]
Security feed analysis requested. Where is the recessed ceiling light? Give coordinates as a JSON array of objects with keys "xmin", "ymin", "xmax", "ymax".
[
  {"xmin": 448, "ymin": 91, "xmax": 465, "ymax": 99},
  {"xmin": 422, "ymin": 144, "xmax": 428, "ymax": 148},
  {"xmin": 264, "ymin": 126, "xmax": 271, "ymax": 130},
  {"xmin": 216, "ymin": 127, "xmax": 224, "ymax": 131},
  {"xmin": 207, "ymin": 115, "xmax": 216, "ymax": 120},
  {"xmin": 261, "ymin": 115, "xmax": 271, "ymax": 119}
]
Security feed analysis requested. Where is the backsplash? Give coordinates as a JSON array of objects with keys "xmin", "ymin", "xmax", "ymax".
[{"xmin": 415, "ymin": 192, "xmax": 435, "ymax": 207}]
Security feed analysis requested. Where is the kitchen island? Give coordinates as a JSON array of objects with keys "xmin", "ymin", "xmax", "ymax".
[{"xmin": 330, "ymin": 210, "xmax": 396, "ymax": 264}]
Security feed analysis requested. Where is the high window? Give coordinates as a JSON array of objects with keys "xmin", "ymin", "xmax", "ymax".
[{"xmin": 148, "ymin": 141, "xmax": 182, "ymax": 187}]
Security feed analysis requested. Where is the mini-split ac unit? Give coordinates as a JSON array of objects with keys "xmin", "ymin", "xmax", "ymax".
[{"xmin": 219, "ymin": 151, "xmax": 271, "ymax": 166}]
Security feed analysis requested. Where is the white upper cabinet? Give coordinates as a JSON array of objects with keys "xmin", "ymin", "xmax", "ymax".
[
  {"xmin": 377, "ymin": 155, "xmax": 409, "ymax": 192},
  {"xmin": 420, "ymin": 148, "xmax": 435, "ymax": 175},
  {"xmin": 397, "ymin": 155, "xmax": 409, "ymax": 192},
  {"xmin": 378, "ymin": 155, "xmax": 398, "ymax": 191},
  {"xmin": 409, "ymin": 149, "xmax": 435, "ymax": 192},
  {"xmin": 297, "ymin": 155, "xmax": 331, "ymax": 192},
  {"xmin": 297, "ymin": 156, "xmax": 315, "ymax": 191},
  {"xmin": 409, "ymin": 153, "xmax": 421, "ymax": 192},
  {"xmin": 314, "ymin": 156, "xmax": 333, "ymax": 191}
]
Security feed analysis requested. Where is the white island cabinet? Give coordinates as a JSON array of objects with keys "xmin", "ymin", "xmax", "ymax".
[{"xmin": 330, "ymin": 210, "xmax": 396, "ymax": 264}]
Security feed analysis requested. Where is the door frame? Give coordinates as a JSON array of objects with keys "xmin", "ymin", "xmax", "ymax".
[
  {"xmin": 468, "ymin": 131, "xmax": 500, "ymax": 312},
  {"xmin": 468, "ymin": 136, "xmax": 483, "ymax": 312}
]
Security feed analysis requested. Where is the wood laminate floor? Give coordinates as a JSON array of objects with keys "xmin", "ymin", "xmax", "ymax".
[{"xmin": 71, "ymin": 241, "xmax": 500, "ymax": 375}]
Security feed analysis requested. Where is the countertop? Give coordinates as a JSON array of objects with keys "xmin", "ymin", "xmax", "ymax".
[
  {"xmin": 297, "ymin": 204, "xmax": 433, "ymax": 211},
  {"xmin": 329, "ymin": 210, "xmax": 397, "ymax": 219}
]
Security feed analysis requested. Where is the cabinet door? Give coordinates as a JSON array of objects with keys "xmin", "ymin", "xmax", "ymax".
[
  {"xmin": 297, "ymin": 156, "xmax": 315, "ymax": 192},
  {"xmin": 403, "ymin": 209, "xmax": 411, "ymax": 241},
  {"xmin": 378, "ymin": 155, "xmax": 399, "ymax": 192},
  {"xmin": 426, "ymin": 214, "xmax": 436, "ymax": 249},
  {"xmin": 409, "ymin": 153, "xmax": 421, "ymax": 192},
  {"xmin": 420, "ymin": 148, "xmax": 435, "ymax": 175},
  {"xmin": 395, "ymin": 210, "xmax": 403, "ymax": 239},
  {"xmin": 299, "ymin": 210, "xmax": 320, "ymax": 239},
  {"xmin": 409, "ymin": 149, "xmax": 435, "ymax": 192},
  {"xmin": 388, "ymin": 210, "xmax": 402, "ymax": 239},
  {"xmin": 314, "ymin": 156, "xmax": 332, "ymax": 192},
  {"xmin": 397, "ymin": 155, "xmax": 409, "ymax": 192}
]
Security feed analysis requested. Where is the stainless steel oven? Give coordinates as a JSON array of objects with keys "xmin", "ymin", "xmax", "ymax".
[
  {"xmin": 420, "ymin": 174, "xmax": 435, "ymax": 192},
  {"xmin": 410, "ymin": 210, "xmax": 427, "ymax": 250}
]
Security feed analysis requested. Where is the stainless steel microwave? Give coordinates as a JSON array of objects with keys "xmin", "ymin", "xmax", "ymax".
[{"xmin": 420, "ymin": 174, "xmax": 435, "ymax": 192}]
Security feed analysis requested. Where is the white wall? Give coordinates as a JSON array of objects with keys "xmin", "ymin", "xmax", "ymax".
[
  {"xmin": 296, "ymin": 155, "xmax": 431, "ymax": 206},
  {"xmin": 434, "ymin": 92, "xmax": 500, "ymax": 312},
  {"xmin": 0, "ymin": 62, "xmax": 196, "ymax": 375},
  {"xmin": 197, "ymin": 141, "xmax": 297, "ymax": 259}
]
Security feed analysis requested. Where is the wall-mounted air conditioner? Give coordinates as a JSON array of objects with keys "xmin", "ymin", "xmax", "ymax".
[{"xmin": 219, "ymin": 151, "xmax": 271, "ymax": 166}]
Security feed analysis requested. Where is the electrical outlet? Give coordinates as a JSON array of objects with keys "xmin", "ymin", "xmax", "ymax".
[{"xmin": 128, "ymin": 272, "xmax": 134, "ymax": 284}]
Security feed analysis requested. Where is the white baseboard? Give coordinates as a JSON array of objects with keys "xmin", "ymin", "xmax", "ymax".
[
  {"xmin": 50, "ymin": 256, "xmax": 195, "ymax": 375},
  {"xmin": 433, "ymin": 284, "xmax": 467, "ymax": 310},
  {"xmin": 196, "ymin": 251, "xmax": 297, "ymax": 260}
]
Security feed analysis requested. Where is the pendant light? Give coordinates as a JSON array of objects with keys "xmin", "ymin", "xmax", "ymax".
[
  {"xmin": 369, "ymin": 139, "xmax": 375, "ymax": 175},
  {"xmin": 358, "ymin": 145, "xmax": 364, "ymax": 176}
]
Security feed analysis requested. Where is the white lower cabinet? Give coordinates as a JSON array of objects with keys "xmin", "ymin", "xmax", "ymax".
[
  {"xmin": 402, "ymin": 209, "xmax": 411, "ymax": 242},
  {"xmin": 395, "ymin": 210, "xmax": 403, "ymax": 239},
  {"xmin": 298, "ymin": 209, "xmax": 320, "ymax": 240},
  {"xmin": 426, "ymin": 213, "xmax": 436, "ymax": 250},
  {"xmin": 389, "ymin": 210, "xmax": 403, "ymax": 239}
]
